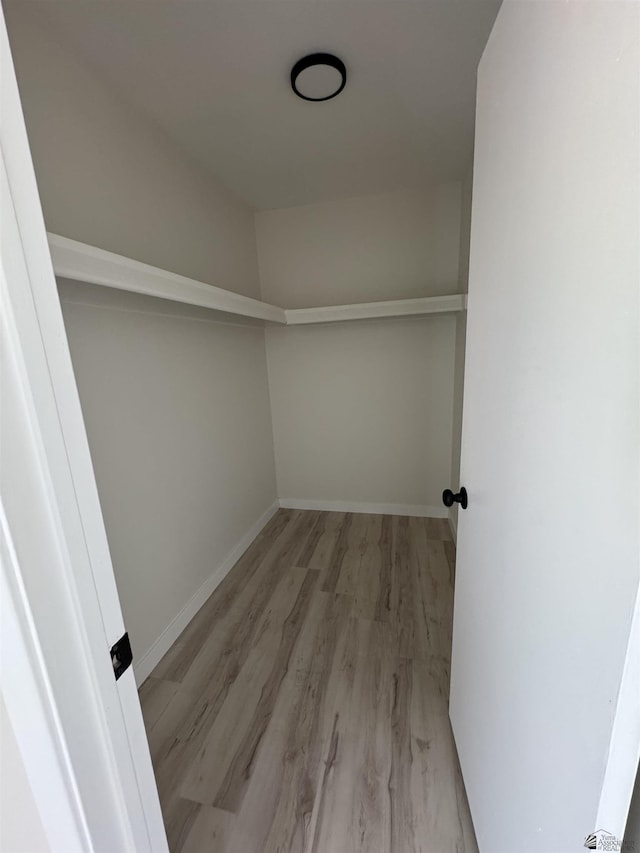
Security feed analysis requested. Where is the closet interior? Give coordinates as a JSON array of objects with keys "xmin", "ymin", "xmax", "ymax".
[
  {"xmin": 4, "ymin": 1, "xmax": 496, "ymax": 849},
  {"xmin": 49, "ymin": 186, "xmax": 470, "ymax": 686}
]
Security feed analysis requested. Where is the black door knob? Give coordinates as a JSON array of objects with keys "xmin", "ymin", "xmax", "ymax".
[{"xmin": 442, "ymin": 487, "xmax": 468, "ymax": 510}]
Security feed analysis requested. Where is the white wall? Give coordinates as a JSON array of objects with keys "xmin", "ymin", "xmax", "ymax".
[
  {"xmin": 5, "ymin": 4, "xmax": 260, "ymax": 298},
  {"xmin": 256, "ymin": 186, "xmax": 461, "ymax": 308},
  {"xmin": 0, "ymin": 694, "xmax": 50, "ymax": 853},
  {"xmin": 267, "ymin": 317, "xmax": 456, "ymax": 512},
  {"xmin": 58, "ymin": 280, "xmax": 277, "ymax": 667},
  {"xmin": 258, "ymin": 187, "xmax": 461, "ymax": 512}
]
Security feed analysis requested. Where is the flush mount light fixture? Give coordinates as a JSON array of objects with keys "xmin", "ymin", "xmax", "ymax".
[{"xmin": 290, "ymin": 53, "xmax": 347, "ymax": 102}]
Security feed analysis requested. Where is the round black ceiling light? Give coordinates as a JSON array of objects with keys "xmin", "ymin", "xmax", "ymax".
[{"xmin": 290, "ymin": 53, "xmax": 347, "ymax": 102}]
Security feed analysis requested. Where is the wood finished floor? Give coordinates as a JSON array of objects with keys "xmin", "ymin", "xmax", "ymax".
[{"xmin": 139, "ymin": 509, "xmax": 477, "ymax": 853}]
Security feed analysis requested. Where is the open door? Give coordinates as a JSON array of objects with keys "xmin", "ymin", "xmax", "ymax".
[
  {"xmin": 450, "ymin": 3, "xmax": 640, "ymax": 852},
  {"xmin": 1, "ymin": 7, "xmax": 167, "ymax": 850}
]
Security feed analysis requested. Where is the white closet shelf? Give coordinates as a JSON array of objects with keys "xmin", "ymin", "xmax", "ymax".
[
  {"xmin": 48, "ymin": 233, "xmax": 466, "ymax": 326},
  {"xmin": 48, "ymin": 233, "xmax": 286, "ymax": 325},
  {"xmin": 285, "ymin": 294, "xmax": 466, "ymax": 325}
]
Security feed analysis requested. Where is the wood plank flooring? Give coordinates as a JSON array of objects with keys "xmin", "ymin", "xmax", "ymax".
[{"xmin": 139, "ymin": 509, "xmax": 477, "ymax": 853}]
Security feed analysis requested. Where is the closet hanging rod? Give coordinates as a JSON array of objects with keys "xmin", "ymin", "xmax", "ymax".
[{"xmin": 47, "ymin": 233, "xmax": 466, "ymax": 326}]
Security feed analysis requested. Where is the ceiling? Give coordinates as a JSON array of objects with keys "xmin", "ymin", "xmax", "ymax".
[{"xmin": 12, "ymin": 1, "xmax": 501, "ymax": 210}]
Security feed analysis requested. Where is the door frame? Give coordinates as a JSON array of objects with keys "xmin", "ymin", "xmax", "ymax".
[{"xmin": 0, "ymin": 9, "xmax": 167, "ymax": 850}]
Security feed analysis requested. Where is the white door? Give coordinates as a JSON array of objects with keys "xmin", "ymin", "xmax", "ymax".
[
  {"xmin": 450, "ymin": 3, "xmax": 640, "ymax": 852},
  {"xmin": 0, "ymin": 8, "xmax": 167, "ymax": 850}
]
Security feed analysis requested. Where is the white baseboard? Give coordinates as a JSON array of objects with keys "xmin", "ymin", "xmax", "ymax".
[
  {"xmin": 278, "ymin": 497, "xmax": 447, "ymax": 518},
  {"xmin": 134, "ymin": 500, "xmax": 280, "ymax": 685},
  {"xmin": 448, "ymin": 511, "xmax": 458, "ymax": 542}
]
